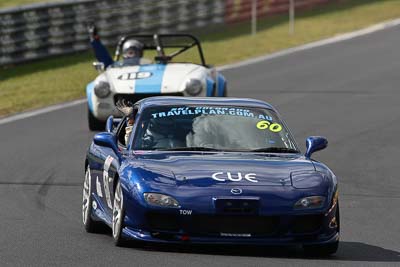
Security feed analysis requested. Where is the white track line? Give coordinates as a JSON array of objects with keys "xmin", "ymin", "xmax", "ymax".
[
  {"xmin": 1, "ymin": 18, "xmax": 400, "ymax": 126},
  {"xmin": 0, "ymin": 99, "xmax": 86, "ymax": 125}
]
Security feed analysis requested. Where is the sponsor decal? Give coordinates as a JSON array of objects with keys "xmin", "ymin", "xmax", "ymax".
[
  {"xmin": 117, "ymin": 72, "xmax": 152, "ymax": 80},
  {"xmin": 96, "ymin": 176, "xmax": 103, "ymax": 197},
  {"xmin": 220, "ymin": 233, "xmax": 251, "ymax": 237},
  {"xmin": 212, "ymin": 172, "xmax": 258, "ymax": 183},
  {"xmin": 103, "ymin": 156, "xmax": 114, "ymax": 209},
  {"xmin": 179, "ymin": 209, "xmax": 192, "ymax": 215},
  {"xmin": 151, "ymin": 106, "xmax": 273, "ymax": 120}
]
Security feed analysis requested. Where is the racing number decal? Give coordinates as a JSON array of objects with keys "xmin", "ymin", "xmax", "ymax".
[
  {"xmin": 103, "ymin": 156, "xmax": 114, "ymax": 209},
  {"xmin": 118, "ymin": 72, "xmax": 152, "ymax": 80},
  {"xmin": 256, "ymin": 120, "xmax": 282, "ymax": 133}
]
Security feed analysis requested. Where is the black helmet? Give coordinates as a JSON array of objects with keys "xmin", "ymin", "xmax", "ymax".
[
  {"xmin": 122, "ymin": 39, "xmax": 144, "ymax": 59},
  {"xmin": 148, "ymin": 118, "xmax": 175, "ymax": 135}
]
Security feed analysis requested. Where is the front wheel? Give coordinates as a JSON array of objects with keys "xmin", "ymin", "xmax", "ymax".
[
  {"xmin": 112, "ymin": 179, "xmax": 126, "ymax": 246},
  {"xmin": 88, "ymin": 107, "xmax": 105, "ymax": 131},
  {"xmin": 82, "ymin": 167, "xmax": 103, "ymax": 233}
]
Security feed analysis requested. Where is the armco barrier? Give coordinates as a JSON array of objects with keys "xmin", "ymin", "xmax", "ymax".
[
  {"xmin": 0, "ymin": 0, "xmax": 225, "ymax": 65},
  {"xmin": 0, "ymin": 0, "xmax": 331, "ymax": 66}
]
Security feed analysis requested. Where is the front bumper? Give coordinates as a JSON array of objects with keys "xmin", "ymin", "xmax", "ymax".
[
  {"xmin": 121, "ymin": 226, "xmax": 339, "ymax": 246},
  {"xmin": 115, "ymin": 184, "xmax": 339, "ymax": 246},
  {"xmin": 121, "ymin": 207, "xmax": 339, "ymax": 246}
]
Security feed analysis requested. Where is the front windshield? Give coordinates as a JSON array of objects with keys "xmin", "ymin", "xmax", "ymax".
[
  {"xmin": 133, "ymin": 105, "xmax": 298, "ymax": 152},
  {"xmin": 110, "ymin": 57, "xmax": 152, "ymax": 67}
]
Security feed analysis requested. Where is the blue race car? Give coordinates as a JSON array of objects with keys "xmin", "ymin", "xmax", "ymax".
[{"xmin": 82, "ymin": 97, "xmax": 339, "ymax": 255}]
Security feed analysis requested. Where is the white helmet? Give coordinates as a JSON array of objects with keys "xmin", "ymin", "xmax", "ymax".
[{"xmin": 122, "ymin": 39, "xmax": 144, "ymax": 59}]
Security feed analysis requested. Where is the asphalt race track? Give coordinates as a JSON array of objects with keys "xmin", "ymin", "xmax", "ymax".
[{"xmin": 1, "ymin": 25, "xmax": 400, "ymax": 266}]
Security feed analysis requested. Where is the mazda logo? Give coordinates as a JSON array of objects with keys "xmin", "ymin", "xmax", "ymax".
[{"xmin": 231, "ymin": 188, "xmax": 242, "ymax": 195}]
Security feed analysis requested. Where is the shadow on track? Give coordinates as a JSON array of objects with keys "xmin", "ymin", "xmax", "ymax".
[
  {"xmin": 121, "ymin": 241, "xmax": 400, "ymax": 262},
  {"xmin": 337, "ymin": 242, "xmax": 400, "ymax": 262}
]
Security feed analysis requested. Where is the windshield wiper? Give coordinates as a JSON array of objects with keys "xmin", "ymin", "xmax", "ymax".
[
  {"xmin": 157, "ymin": 147, "xmax": 223, "ymax": 152},
  {"xmin": 251, "ymin": 147, "xmax": 300, "ymax": 153}
]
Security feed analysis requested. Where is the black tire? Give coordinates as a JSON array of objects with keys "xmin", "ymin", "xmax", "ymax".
[
  {"xmin": 82, "ymin": 167, "xmax": 103, "ymax": 233},
  {"xmin": 211, "ymin": 84, "xmax": 217, "ymax": 97},
  {"xmin": 112, "ymin": 179, "xmax": 127, "ymax": 246},
  {"xmin": 88, "ymin": 107, "xmax": 105, "ymax": 131},
  {"xmin": 222, "ymin": 83, "xmax": 228, "ymax": 97},
  {"xmin": 336, "ymin": 202, "xmax": 340, "ymax": 232},
  {"xmin": 303, "ymin": 205, "xmax": 340, "ymax": 256},
  {"xmin": 213, "ymin": 83, "xmax": 227, "ymax": 97}
]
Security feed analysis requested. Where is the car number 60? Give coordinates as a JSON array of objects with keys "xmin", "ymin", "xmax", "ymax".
[{"xmin": 256, "ymin": 120, "xmax": 282, "ymax": 133}]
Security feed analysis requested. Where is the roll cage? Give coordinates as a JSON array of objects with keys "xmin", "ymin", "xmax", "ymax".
[{"xmin": 114, "ymin": 34, "xmax": 206, "ymax": 66}]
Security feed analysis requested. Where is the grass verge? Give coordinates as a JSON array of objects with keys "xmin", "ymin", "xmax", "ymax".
[
  {"xmin": 0, "ymin": 0, "xmax": 60, "ymax": 9},
  {"xmin": 1, "ymin": 0, "xmax": 400, "ymax": 117}
]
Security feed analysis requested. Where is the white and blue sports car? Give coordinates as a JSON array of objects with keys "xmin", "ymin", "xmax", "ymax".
[{"xmin": 86, "ymin": 34, "xmax": 227, "ymax": 130}]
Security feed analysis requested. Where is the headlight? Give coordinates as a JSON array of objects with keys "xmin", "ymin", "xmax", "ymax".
[
  {"xmin": 94, "ymin": 81, "xmax": 111, "ymax": 98},
  {"xmin": 185, "ymin": 79, "xmax": 203, "ymax": 96},
  {"xmin": 294, "ymin": 196, "xmax": 325, "ymax": 209},
  {"xmin": 143, "ymin": 193, "xmax": 180, "ymax": 208}
]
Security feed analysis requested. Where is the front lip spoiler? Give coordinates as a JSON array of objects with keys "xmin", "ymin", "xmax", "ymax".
[{"xmin": 122, "ymin": 227, "xmax": 339, "ymax": 246}]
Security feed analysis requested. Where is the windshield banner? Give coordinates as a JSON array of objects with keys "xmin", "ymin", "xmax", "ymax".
[{"xmin": 151, "ymin": 106, "xmax": 273, "ymax": 121}]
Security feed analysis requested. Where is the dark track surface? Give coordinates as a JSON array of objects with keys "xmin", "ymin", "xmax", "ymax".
[{"xmin": 1, "ymin": 26, "xmax": 400, "ymax": 266}]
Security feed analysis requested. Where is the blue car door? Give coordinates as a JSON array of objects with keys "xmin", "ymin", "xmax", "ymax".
[{"xmin": 89, "ymin": 142, "xmax": 120, "ymax": 221}]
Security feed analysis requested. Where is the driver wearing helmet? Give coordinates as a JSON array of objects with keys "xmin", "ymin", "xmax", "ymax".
[
  {"xmin": 88, "ymin": 24, "xmax": 150, "ymax": 68},
  {"xmin": 144, "ymin": 118, "xmax": 185, "ymax": 149},
  {"xmin": 117, "ymin": 39, "xmax": 151, "ymax": 66}
]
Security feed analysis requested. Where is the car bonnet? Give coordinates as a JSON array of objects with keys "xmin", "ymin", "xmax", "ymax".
[
  {"xmin": 105, "ymin": 63, "xmax": 204, "ymax": 94},
  {"xmin": 127, "ymin": 152, "xmax": 318, "ymax": 187}
]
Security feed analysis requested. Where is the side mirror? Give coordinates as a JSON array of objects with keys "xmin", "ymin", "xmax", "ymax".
[
  {"xmin": 93, "ymin": 62, "xmax": 105, "ymax": 72},
  {"xmin": 305, "ymin": 136, "xmax": 328, "ymax": 159},
  {"xmin": 93, "ymin": 132, "xmax": 118, "ymax": 153},
  {"xmin": 106, "ymin": 116, "xmax": 122, "ymax": 133}
]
